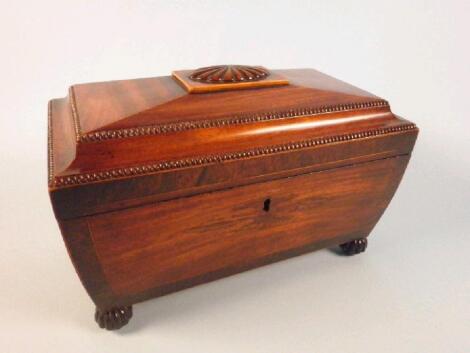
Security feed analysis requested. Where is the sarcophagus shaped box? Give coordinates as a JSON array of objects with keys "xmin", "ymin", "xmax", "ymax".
[{"xmin": 48, "ymin": 65, "xmax": 418, "ymax": 329}]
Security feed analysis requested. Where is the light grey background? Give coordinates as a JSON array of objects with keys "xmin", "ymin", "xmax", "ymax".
[{"xmin": 0, "ymin": 1, "xmax": 468, "ymax": 352}]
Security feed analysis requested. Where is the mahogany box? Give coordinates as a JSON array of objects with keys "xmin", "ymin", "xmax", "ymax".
[{"xmin": 48, "ymin": 65, "xmax": 418, "ymax": 330}]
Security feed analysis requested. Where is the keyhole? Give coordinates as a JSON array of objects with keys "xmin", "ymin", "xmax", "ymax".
[{"xmin": 263, "ymin": 198, "xmax": 271, "ymax": 212}]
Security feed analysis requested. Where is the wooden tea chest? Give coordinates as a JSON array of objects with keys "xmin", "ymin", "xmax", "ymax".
[{"xmin": 48, "ymin": 65, "xmax": 418, "ymax": 330}]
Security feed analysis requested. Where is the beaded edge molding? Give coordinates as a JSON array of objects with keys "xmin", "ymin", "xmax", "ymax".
[
  {"xmin": 48, "ymin": 100, "xmax": 54, "ymax": 185},
  {"xmin": 69, "ymin": 86, "xmax": 82, "ymax": 142},
  {"xmin": 71, "ymin": 98, "xmax": 390, "ymax": 142},
  {"xmin": 49, "ymin": 123, "xmax": 417, "ymax": 188}
]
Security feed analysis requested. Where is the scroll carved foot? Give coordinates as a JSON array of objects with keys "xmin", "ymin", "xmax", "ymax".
[
  {"xmin": 339, "ymin": 238, "xmax": 368, "ymax": 256},
  {"xmin": 95, "ymin": 306, "xmax": 133, "ymax": 330}
]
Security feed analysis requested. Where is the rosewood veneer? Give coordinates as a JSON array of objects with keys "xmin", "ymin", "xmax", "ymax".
[{"xmin": 48, "ymin": 65, "xmax": 418, "ymax": 330}]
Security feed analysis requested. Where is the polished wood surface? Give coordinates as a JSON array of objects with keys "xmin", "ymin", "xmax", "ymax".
[
  {"xmin": 87, "ymin": 156, "xmax": 409, "ymax": 298},
  {"xmin": 51, "ymin": 127, "xmax": 416, "ymax": 219},
  {"xmin": 48, "ymin": 67, "xmax": 417, "ymax": 219},
  {"xmin": 57, "ymin": 155, "xmax": 411, "ymax": 309},
  {"xmin": 48, "ymin": 69, "xmax": 399, "ymax": 185},
  {"xmin": 48, "ymin": 66, "xmax": 418, "ymax": 329},
  {"xmin": 61, "ymin": 68, "xmax": 382, "ymax": 137}
]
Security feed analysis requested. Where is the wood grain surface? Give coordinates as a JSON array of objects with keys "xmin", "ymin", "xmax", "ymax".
[
  {"xmin": 82, "ymin": 156, "xmax": 410, "ymax": 301},
  {"xmin": 49, "ymin": 67, "xmax": 418, "ymax": 329}
]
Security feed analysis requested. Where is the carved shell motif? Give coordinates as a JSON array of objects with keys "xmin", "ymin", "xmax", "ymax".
[{"xmin": 189, "ymin": 65, "xmax": 270, "ymax": 84}]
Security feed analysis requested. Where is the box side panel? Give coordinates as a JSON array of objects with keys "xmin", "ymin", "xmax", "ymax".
[{"xmin": 83, "ymin": 155, "xmax": 410, "ymax": 305}]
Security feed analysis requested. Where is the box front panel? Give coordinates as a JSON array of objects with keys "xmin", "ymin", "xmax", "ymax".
[{"xmin": 87, "ymin": 156, "xmax": 409, "ymax": 298}]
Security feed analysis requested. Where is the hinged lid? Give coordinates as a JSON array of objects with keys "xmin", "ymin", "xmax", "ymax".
[{"xmin": 48, "ymin": 66, "xmax": 418, "ymax": 219}]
